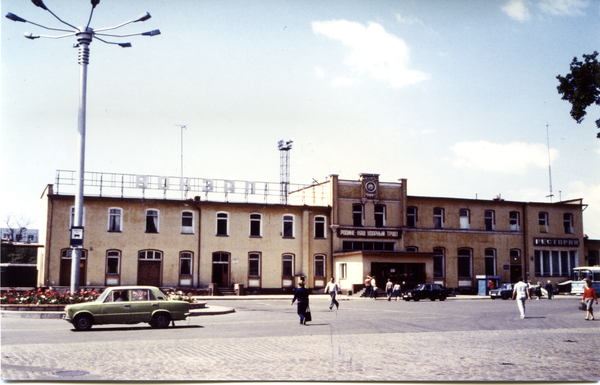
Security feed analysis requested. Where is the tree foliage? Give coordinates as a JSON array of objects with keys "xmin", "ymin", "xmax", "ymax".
[{"xmin": 556, "ymin": 51, "xmax": 600, "ymax": 139}]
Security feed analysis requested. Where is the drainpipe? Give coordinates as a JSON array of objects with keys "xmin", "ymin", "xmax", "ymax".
[
  {"xmin": 523, "ymin": 203, "xmax": 529, "ymax": 283},
  {"xmin": 44, "ymin": 185, "xmax": 54, "ymax": 287},
  {"xmin": 193, "ymin": 198, "xmax": 202, "ymax": 289}
]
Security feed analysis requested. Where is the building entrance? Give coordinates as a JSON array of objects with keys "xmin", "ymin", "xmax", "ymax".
[
  {"xmin": 370, "ymin": 262, "xmax": 425, "ymax": 291},
  {"xmin": 212, "ymin": 252, "xmax": 230, "ymax": 287}
]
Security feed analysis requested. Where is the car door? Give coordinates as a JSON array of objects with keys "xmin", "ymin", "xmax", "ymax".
[
  {"xmin": 129, "ymin": 289, "xmax": 158, "ymax": 323},
  {"xmin": 100, "ymin": 289, "xmax": 135, "ymax": 324}
]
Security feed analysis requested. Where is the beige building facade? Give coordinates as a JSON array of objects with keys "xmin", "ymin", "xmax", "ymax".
[{"xmin": 38, "ymin": 172, "xmax": 591, "ymax": 294}]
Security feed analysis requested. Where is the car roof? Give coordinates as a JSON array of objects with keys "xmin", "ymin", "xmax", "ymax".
[{"xmin": 105, "ymin": 286, "xmax": 160, "ymax": 291}]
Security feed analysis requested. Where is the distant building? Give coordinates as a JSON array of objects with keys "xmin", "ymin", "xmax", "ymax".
[
  {"xmin": 37, "ymin": 171, "xmax": 591, "ymax": 294},
  {"xmin": 1, "ymin": 228, "xmax": 38, "ymax": 243}
]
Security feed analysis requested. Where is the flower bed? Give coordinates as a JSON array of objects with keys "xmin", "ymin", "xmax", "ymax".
[{"xmin": 1, "ymin": 288, "xmax": 100, "ymax": 305}]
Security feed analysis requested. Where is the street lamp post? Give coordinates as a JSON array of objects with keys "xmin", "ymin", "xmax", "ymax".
[{"xmin": 6, "ymin": 0, "xmax": 160, "ymax": 293}]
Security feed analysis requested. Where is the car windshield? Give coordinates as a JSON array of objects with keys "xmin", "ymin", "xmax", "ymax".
[
  {"xmin": 500, "ymin": 284, "xmax": 512, "ymax": 289},
  {"xmin": 96, "ymin": 289, "xmax": 110, "ymax": 303}
]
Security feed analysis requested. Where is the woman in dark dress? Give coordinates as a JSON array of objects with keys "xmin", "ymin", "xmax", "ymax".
[{"xmin": 291, "ymin": 280, "xmax": 310, "ymax": 325}]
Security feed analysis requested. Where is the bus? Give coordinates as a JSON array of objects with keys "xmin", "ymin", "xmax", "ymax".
[{"xmin": 571, "ymin": 266, "xmax": 600, "ymax": 295}]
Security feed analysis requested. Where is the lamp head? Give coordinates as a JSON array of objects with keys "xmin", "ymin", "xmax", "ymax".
[
  {"xmin": 31, "ymin": 0, "xmax": 48, "ymax": 10},
  {"xmin": 118, "ymin": 42, "xmax": 132, "ymax": 48},
  {"xmin": 91, "ymin": 0, "xmax": 100, "ymax": 8},
  {"xmin": 24, "ymin": 32, "xmax": 40, "ymax": 40},
  {"xmin": 6, "ymin": 13, "xmax": 27, "ymax": 23},
  {"xmin": 141, "ymin": 29, "xmax": 160, "ymax": 36},
  {"xmin": 135, "ymin": 12, "xmax": 151, "ymax": 22}
]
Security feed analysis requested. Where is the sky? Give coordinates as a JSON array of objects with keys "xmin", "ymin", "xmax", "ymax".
[{"xmin": 1, "ymin": 0, "xmax": 599, "ymax": 239}]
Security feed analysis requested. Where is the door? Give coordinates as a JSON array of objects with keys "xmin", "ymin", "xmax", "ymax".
[
  {"xmin": 59, "ymin": 250, "xmax": 86, "ymax": 287},
  {"xmin": 137, "ymin": 261, "xmax": 162, "ymax": 286},
  {"xmin": 212, "ymin": 252, "xmax": 230, "ymax": 287},
  {"xmin": 510, "ymin": 265, "xmax": 522, "ymax": 284}
]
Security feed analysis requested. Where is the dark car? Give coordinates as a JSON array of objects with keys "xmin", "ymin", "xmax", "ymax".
[
  {"xmin": 402, "ymin": 283, "xmax": 449, "ymax": 301},
  {"xmin": 489, "ymin": 283, "xmax": 515, "ymax": 300}
]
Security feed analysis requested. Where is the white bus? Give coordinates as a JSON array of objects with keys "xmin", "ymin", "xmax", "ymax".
[{"xmin": 571, "ymin": 266, "xmax": 600, "ymax": 295}]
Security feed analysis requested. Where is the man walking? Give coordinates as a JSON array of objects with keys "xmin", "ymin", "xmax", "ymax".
[
  {"xmin": 323, "ymin": 277, "xmax": 340, "ymax": 310},
  {"xmin": 512, "ymin": 276, "xmax": 531, "ymax": 319},
  {"xmin": 386, "ymin": 279, "xmax": 393, "ymax": 301}
]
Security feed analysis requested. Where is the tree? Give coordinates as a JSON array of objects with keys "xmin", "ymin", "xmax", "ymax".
[
  {"xmin": 556, "ymin": 51, "xmax": 600, "ymax": 139},
  {"xmin": 3, "ymin": 214, "xmax": 33, "ymax": 242}
]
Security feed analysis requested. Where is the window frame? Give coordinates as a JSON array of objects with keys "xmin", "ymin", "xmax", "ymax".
[
  {"xmin": 509, "ymin": 211, "xmax": 520, "ymax": 232},
  {"xmin": 433, "ymin": 247, "xmax": 445, "ymax": 278},
  {"xmin": 216, "ymin": 212, "xmax": 229, "ymax": 236},
  {"xmin": 314, "ymin": 215, "xmax": 327, "ymax": 239},
  {"xmin": 433, "ymin": 208, "xmax": 444, "ymax": 229},
  {"xmin": 105, "ymin": 250, "xmax": 121, "ymax": 286},
  {"xmin": 339, "ymin": 263, "xmax": 347, "ymax": 280},
  {"xmin": 282, "ymin": 254, "xmax": 294, "ymax": 278},
  {"xmin": 352, "ymin": 204, "xmax": 364, "ymax": 227},
  {"xmin": 539, "ymin": 212, "xmax": 549, "ymax": 233},
  {"xmin": 181, "ymin": 211, "xmax": 194, "ymax": 234},
  {"xmin": 459, "ymin": 209, "xmax": 470, "ymax": 230},
  {"xmin": 563, "ymin": 213, "xmax": 574, "ymax": 234},
  {"xmin": 145, "ymin": 209, "xmax": 159, "ymax": 233},
  {"xmin": 69, "ymin": 206, "xmax": 86, "ymax": 228},
  {"xmin": 314, "ymin": 255, "xmax": 326, "ymax": 278},
  {"xmin": 249, "ymin": 213, "xmax": 262, "ymax": 237},
  {"xmin": 407, "ymin": 207, "xmax": 418, "ymax": 227},
  {"xmin": 485, "ymin": 210, "xmax": 495, "ymax": 231},
  {"xmin": 457, "ymin": 248, "xmax": 472, "ymax": 279},
  {"xmin": 108, "ymin": 208, "xmax": 122, "ymax": 232},
  {"xmin": 485, "ymin": 248, "xmax": 496, "ymax": 276},
  {"xmin": 375, "ymin": 205, "xmax": 386, "ymax": 228},
  {"xmin": 283, "ymin": 214, "xmax": 295, "ymax": 238},
  {"xmin": 179, "ymin": 251, "xmax": 193, "ymax": 286},
  {"xmin": 248, "ymin": 252, "xmax": 261, "ymax": 277}
]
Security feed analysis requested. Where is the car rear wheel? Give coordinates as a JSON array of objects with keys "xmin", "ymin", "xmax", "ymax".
[
  {"xmin": 150, "ymin": 312, "xmax": 171, "ymax": 328},
  {"xmin": 501, "ymin": 293, "xmax": 510, "ymax": 300},
  {"xmin": 440, "ymin": 296, "xmax": 446, "ymax": 301},
  {"xmin": 430, "ymin": 298, "xmax": 436, "ymax": 301},
  {"xmin": 73, "ymin": 314, "xmax": 93, "ymax": 331},
  {"xmin": 414, "ymin": 298, "xmax": 420, "ymax": 302}
]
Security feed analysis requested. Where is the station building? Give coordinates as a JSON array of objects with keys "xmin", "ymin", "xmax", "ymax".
[{"xmin": 37, "ymin": 171, "xmax": 590, "ymax": 294}]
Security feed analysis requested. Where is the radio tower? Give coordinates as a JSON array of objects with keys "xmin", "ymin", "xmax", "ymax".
[{"xmin": 278, "ymin": 140, "xmax": 293, "ymax": 204}]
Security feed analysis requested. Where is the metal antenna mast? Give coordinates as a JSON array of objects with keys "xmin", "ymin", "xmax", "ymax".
[
  {"xmin": 546, "ymin": 123, "xmax": 554, "ymax": 202},
  {"xmin": 278, "ymin": 140, "xmax": 293, "ymax": 204},
  {"xmin": 176, "ymin": 125, "xmax": 187, "ymax": 199}
]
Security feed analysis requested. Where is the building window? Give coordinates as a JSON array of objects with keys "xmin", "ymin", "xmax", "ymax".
[
  {"xmin": 283, "ymin": 215, "xmax": 294, "ymax": 238},
  {"xmin": 433, "ymin": 208, "xmax": 444, "ymax": 229},
  {"xmin": 108, "ymin": 208, "xmax": 122, "ymax": 232},
  {"xmin": 181, "ymin": 211, "xmax": 194, "ymax": 234},
  {"xmin": 139, "ymin": 250, "xmax": 162, "ymax": 260},
  {"xmin": 510, "ymin": 211, "xmax": 520, "ymax": 232},
  {"xmin": 459, "ymin": 209, "xmax": 470, "ymax": 230},
  {"xmin": 282, "ymin": 254, "xmax": 294, "ymax": 277},
  {"xmin": 314, "ymin": 216, "xmax": 326, "ymax": 239},
  {"xmin": 249, "ymin": 214, "xmax": 262, "ymax": 237},
  {"xmin": 539, "ymin": 212, "xmax": 548, "ymax": 233},
  {"xmin": 510, "ymin": 249, "xmax": 521, "ymax": 264},
  {"xmin": 563, "ymin": 213, "xmax": 573, "ymax": 234},
  {"xmin": 105, "ymin": 250, "xmax": 120, "ymax": 287},
  {"xmin": 375, "ymin": 205, "xmax": 386, "ymax": 228},
  {"xmin": 314, "ymin": 255, "xmax": 325, "ymax": 278},
  {"xmin": 485, "ymin": 210, "xmax": 495, "ymax": 231},
  {"xmin": 339, "ymin": 263, "xmax": 347, "ymax": 280},
  {"xmin": 249, "ymin": 253, "xmax": 261, "ymax": 277},
  {"xmin": 535, "ymin": 250, "xmax": 577, "ymax": 277},
  {"xmin": 343, "ymin": 241, "xmax": 395, "ymax": 251},
  {"xmin": 353, "ymin": 204, "xmax": 364, "ymax": 227},
  {"xmin": 216, "ymin": 212, "xmax": 229, "ymax": 236},
  {"xmin": 485, "ymin": 249, "xmax": 496, "ymax": 275},
  {"xmin": 407, "ymin": 207, "xmax": 417, "ymax": 227},
  {"xmin": 457, "ymin": 249, "xmax": 472, "ymax": 278},
  {"xmin": 406, "ymin": 246, "xmax": 418, "ymax": 252},
  {"xmin": 180, "ymin": 252, "xmax": 193, "ymax": 276},
  {"xmin": 433, "ymin": 247, "xmax": 445, "ymax": 278},
  {"xmin": 145, "ymin": 210, "xmax": 159, "ymax": 233}
]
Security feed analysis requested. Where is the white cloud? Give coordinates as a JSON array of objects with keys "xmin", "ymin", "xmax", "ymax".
[
  {"xmin": 538, "ymin": 0, "xmax": 589, "ymax": 16},
  {"xmin": 312, "ymin": 20, "xmax": 430, "ymax": 88},
  {"xmin": 314, "ymin": 66, "xmax": 325, "ymax": 78},
  {"xmin": 502, "ymin": 0, "xmax": 532, "ymax": 22},
  {"xmin": 450, "ymin": 141, "xmax": 558, "ymax": 174},
  {"xmin": 331, "ymin": 77, "xmax": 360, "ymax": 86},
  {"xmin": 395, "ymin": 13, "xmax": 425, "ymax": 27}
]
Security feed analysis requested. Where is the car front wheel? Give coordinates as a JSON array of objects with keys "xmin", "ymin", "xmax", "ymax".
[
  {"xmin": 150, "ymin": 312, "xmax": 171, "ymax": 328},
  {"xmin": 73, "ymin": 314, "xmax": 93, "ymax": 331}
]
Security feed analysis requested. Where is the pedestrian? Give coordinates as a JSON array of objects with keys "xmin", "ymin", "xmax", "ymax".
[
  {"xmin": 370, "ymin": 276, "xmax": 378, "ymax": 299},
  {"xmin": 512, "ymin": 276, "xmax": 531, "ymax": 319},
  {"xmin": 323, "ymin": 277, "xmax": 340, "ymax": 310},
  {"xmin": 386, "ymin": 278, "xmax": 393, "ymax": 301},
  {"xmin": 361, "ymin": 276, "xmax": 371, "ymax": 297},
  {"xmin": 393, "ymin": 282, "xmax": 401, "ymax": 301},
  {"xmin": 535, "ymin": 281, "xmax": 542, "ymax": 300},
  {"xmin": 545, "ymin": 280, "xmax": 554, "ymax": 300},
  {"xmin": 291, "ymin": 280, "xmax": 310, "ymax": 325},
  {"xmin": 489, "ymin": 280, "xmax": 495, "ymax": 290},
  {"xmin": 582, "ymin": 278, "xmax": 598, "ymax": 321}
]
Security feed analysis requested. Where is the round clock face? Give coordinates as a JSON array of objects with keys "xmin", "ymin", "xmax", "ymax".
[{"xmin": 365, "ymin": 181, "xmax": 377, "ymax": 193}]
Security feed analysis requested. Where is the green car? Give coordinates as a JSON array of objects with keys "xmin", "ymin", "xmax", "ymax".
[{"xmin": 65, "ymin": 286, "xmax": 190, "ymax": 331}]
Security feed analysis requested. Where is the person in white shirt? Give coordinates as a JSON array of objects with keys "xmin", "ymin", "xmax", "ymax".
[
  {"xmin": 386, "ymin": 279, "xmax": 394, "ymax": 301},
  {"xmin": 512, "ymin": 276, "xmax": 531, "ymax": 319},
  {"xmin": 323, "ymin": 278, "xmax": 340, "ymax": 310}
]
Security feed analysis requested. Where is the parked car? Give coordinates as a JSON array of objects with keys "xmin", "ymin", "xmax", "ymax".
[
  {"xmin": 65, "ymin": 286, "xmax": 190, "ymax": 331},
  {"xmin": 489, "ymin": 283, "xmax": 515, "ymax": 300},
  {"xmin": 402, "ymin": 283, "xmax": 449, "ymax": 301}
]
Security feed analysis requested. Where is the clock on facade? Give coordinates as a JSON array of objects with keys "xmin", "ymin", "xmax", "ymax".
[{"xmin": 365, "ymin": 181, "xmax": 377, "ymax": 193}]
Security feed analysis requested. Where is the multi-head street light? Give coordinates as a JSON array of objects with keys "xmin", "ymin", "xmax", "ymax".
[{"xmin": 6, "ymin": 0, "xmax": 160, "ymax": 293}]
